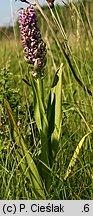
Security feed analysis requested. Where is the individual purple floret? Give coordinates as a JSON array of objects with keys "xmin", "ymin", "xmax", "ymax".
[{"xmin": 19, "ymin": 5, "xmax": 46, "ymax": 78}]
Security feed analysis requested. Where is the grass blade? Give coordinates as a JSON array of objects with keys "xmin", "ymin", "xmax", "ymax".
[
  {"xmin": 64, "ymin": 132, "xmax": 92, "ymax": 181},
  {"xmin": 4, "ymin": 99, "xmax": 46, "ymax": 199}
]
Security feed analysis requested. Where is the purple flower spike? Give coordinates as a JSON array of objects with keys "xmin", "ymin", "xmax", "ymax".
[{"xmin": 19, "ymin": 5, "xmax": 46, "ymax": 78}]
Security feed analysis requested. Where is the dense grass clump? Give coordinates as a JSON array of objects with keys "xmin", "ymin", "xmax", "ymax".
[{"xmin": 0, "ymin": 0, "xmax": 93, "ymax": 199}]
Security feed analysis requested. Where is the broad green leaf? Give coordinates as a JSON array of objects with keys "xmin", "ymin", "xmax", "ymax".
[
  {"xmin": 31, "ymin": 78, "xmax": 49, "ymax": 168},
  {"xmin": 47, "ymin": 91, "xmax": 55, "ymax": 136},
  {"xmin": 51, "ymin": 63, "xmax": 63, "ymax": 156},
  {"xmin": 31, "ymin": 77, "xmax": 48, "ymax": 132}
]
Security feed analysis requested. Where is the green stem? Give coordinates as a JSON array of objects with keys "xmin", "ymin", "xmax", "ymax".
[{"xmin": 37, "ymin": 78, "xmax": 44, "ymax": 105}]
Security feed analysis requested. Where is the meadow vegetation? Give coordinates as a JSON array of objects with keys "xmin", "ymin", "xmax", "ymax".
[{"xmin": 0, "ymin": 0, "xmax": 93, "ymax": 199}]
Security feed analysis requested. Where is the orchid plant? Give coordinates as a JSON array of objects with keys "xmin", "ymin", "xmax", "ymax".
[{"xmin": 4, "ymin": 2, "xmax": 62, "ymax": 199}]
